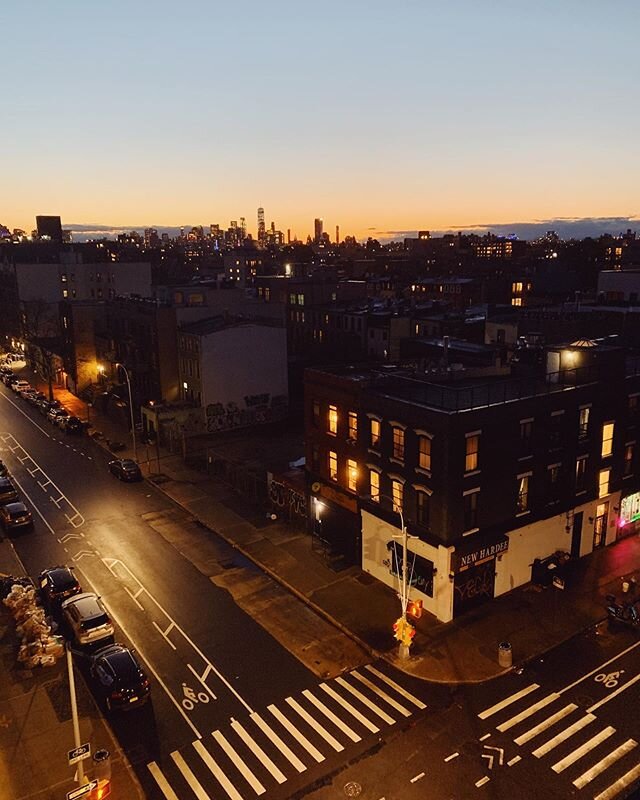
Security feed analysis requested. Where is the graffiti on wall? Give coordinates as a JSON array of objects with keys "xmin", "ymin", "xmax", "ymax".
[
  {"xmin": 205, "ymin": 394, "xmax": 288, "ymax": 433},
  {"xmin": 269, "ymin": 479, "xmax": 307, "ymax": 519}
]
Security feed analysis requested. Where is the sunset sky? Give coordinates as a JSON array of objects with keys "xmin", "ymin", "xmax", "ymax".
[{"xmin": 3, "ymin": 0, "xmax": 638, "ymax": 241}]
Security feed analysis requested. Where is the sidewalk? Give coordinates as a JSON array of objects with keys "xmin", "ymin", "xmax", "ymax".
[
  {"xmin": 0, "ymin": 538, "xmax": 144, "ymax": 800},
  {"xmin": 36, "ymin": 375, "xmax": 640, "ymax": 684}
]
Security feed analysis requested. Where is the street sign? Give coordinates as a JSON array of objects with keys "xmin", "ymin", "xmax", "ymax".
[
  {"xmin": 552, "ymin": 575, "xmax": 565, "ymax": 590},
  {"xmin": 67, "ymin": 743, "xmax": 91, "ymax": 766},
  {"xmin": 66, "ymin": 780, "xmax": 98, "ymax": 800}
]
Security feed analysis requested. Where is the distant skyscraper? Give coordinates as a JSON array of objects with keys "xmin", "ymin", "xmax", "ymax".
[
  {"xmin": 314, "ymin": 218, "xmax": 323, "ymax": 243},
  {"xmin": 240, "ymin": 217, "xmax": 246, "ymax": 241},
  {"xmin": 36, "ymin": 215, "xmax": 63, "ymax": 243},
  {"xmin": 257, "ymin": 207, "xmax": 266, "ymax": 246},
  {"xmin": 335, "ymin": 225, "xmax": 340, "ymax": 244}
]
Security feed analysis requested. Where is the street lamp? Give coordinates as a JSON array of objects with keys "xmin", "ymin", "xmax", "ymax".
[
  {"xmin": 115, "ymin": 362, "xmax": 137, "ymax": 463},
  {"xmin": 360, "ymin": 492, "xmax": 415, "ymax": 660}
]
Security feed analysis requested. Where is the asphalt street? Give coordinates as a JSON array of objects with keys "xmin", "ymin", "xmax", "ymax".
[{"xmin": 0, "ymin": 381, "xmax": 435, "ymax": 800}]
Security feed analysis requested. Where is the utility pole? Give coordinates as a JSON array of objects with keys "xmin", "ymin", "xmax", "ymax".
[
  {"xmin": 116, "ymin": 363, "xmax": 137, "ymax": 463},
  {"xmin": 66, "ymin": 646, "xmax": 87, "ymax": 785}
]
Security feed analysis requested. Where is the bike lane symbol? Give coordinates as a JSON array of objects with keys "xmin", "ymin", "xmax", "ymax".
[
  {"xmin": 595, "ymin": 670, "xmax": 624, "ymax": 689},
  {"xmin": 181, "ymin": 683, "xmax": 211, "ymax": 711}
]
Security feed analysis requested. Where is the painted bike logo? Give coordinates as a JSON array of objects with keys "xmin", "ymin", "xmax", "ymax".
[
  {"xmin": 595, "ymin": 670, "xmax": 624, "ymax": 689},
  {"xmin": 181, "ymin": 683, "xmax": 210, "ymax": 711}
]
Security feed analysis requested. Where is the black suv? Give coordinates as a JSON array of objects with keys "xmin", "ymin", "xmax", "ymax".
[
  {"xmin": 89, "ymin": 644, "xmax": 150, "ymax": 710},
  {"xmin": 39, "ymin": 566, "xmax": 82, "ymax": 609}
]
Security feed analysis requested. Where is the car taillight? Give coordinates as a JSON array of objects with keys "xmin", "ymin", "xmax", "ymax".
[{"xmin": 111, "ymin": 691, "xmax": 123, "ymax": 699}]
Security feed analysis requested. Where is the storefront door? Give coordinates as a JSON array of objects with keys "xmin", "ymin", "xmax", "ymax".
[{"xmin": 453, "ymin": 558, "xmax": 495, "ymax": 616}]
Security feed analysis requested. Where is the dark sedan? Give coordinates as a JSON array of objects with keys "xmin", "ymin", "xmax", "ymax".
[
  {"xmin": 39, "ymin": 566, "xmax": 82, "ymax": 609},
  {"xmin": 0, "ymin": 478, "xmax": 19, "ymax": 505},
  {"xmin": 108, "ymin": 459, "xmax": 142, "ymax": 482},
  {"xmin": 89, "ymin": 643, "xmax": 150, "ymax": 710},
  {"xmin": 0, "ymin": 502, "xmax": 32, "ymax": 532}
]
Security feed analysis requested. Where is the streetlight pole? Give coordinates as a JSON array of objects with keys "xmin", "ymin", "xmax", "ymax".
[{"xmin": 115, "ymin": 362, "xmax": 137, "ymax": 463}]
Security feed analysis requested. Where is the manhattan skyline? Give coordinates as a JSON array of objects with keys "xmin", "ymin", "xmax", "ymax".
[{"xmin": 3, "ymin": 0, "xmax": 639, "ymax": 238}]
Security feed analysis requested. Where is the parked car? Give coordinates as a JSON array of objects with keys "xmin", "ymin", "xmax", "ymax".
[
  {"xmin": 4, "ymin": 374, "xmax": 20, "ymax": 387},
  {"xmin": 61, "ymin": 592, "xmax": 114, "ymax": 647},
  {"xmin": 38, "ymin": 399, "xmax": 60, "ymax": 415},
  {"xmin": 47, "ymin": 407, "xmax": 68, "ymax": 425},
  {"xmin": 19, "ymin": 387, "xmax": 36, "ymax": 400},
  {"xmin": 52, "ymin": 410, "xmax": 71, "ymax": 428},
  {"xmin": 0, "ymin": 478, "xmax": 19, "ymax": 505},
  {"xmin": 11, "ymin": 380, "xmax": 30, "ymax": 394},
  {"xmin": 108, "ymin": 459, "xmax": 142, "ymax": 482},
  {"xmin": 61, "ymin": 416, "xmax": 83, "ymax": 434},
  {"xmin": 89, "ymin": 644, "xmax": 150, "ymax": 711},
  {"xmin": 0, "ymin": 502, "xmax": 32, "ymax": 532},
  {"xmin": 39, "ymin": 566, "xmax": 82, "ymax": 609},
  {"xmin": 26, "ymin": 391, "xmax": 47, "ymax": 406}
]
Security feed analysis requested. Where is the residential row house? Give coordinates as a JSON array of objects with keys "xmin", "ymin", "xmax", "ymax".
[{"xmin": 304, "ymin": 340, "xmax": 640, "ymax": 622}]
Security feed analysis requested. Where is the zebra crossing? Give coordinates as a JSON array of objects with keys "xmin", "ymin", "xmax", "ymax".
[
  {"xmin": 147, "ymin": 664, "xmax": 427, "ymax": 799},
  {"xmin": 477, "ymin": 682, "xmax": 640, "ymax": 799}
]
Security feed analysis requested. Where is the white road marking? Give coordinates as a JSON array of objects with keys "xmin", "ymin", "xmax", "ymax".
[
  {"xmin": 588, "ymin": 673, "xmax": 640, "ymax": 713},
  {"xmin": 573, "ymin": 739, "xmax": 637, "ymax": 788},
  {"xmin": 188, "ymin": 663, "xmax": 218, "ymax": 702},
  {"xmin": 479, "ymin": 733, "xmax": 491, "ymax": 742},
  {"xmin": 124, "ymin": 586, "xmax": 145, "ymax": 611},
  {"xmin": 286, "ymin": 697, "xmax": 344, "ymax": 752},
  {"xmin": 171, "ymin": 751, "xmax": 209, "ymax": 800},
  {"xmin": 152, "ymin": 621, "xmax": 177, "ymax": 650},
  {"xmin": 0, "ymin": 396, "xmax": 51, "ymax": 437},
  {"xmin": 231, "ymin": 719, "xmax": 286, "ymax": 784},
  {"xmin": 559, "ymin": 639, "xmax": 640, "ymax": 695},
  {"xmin": 335, "ymin": 676, "xmax": 395, "ymax": 725},
  {"xmin": 364, "ymin": 665, "xmax": 427, "ymax": 709},
  {"xmin": 410, "ymin": 772, "xmax": 425, "ymax": 783},
  {"xmin": 532, "ymin": 714, "xmax": 595, "ymax": 758},
  {"xmin": 147, "ymin": 762, "xmax": 180, "ymax": 800},
  {"xmin": 497, "ymin": 693, "xmax": 560, "ymax": 732},
  {"xmin": 193, "ymin": 739, "xmax": 244, "ymax": 800},
  {"xmin": 320, "ymin": 682, "xmax": 379, "ymax": 733},
  {"xmin": 475, "ymin": 776, "xmax": 490, "ymax": 787},
  {"xmin": 444, "ymin": 752, "xmax": 459, "ymax": 762},
  {"xmin": 594, "ymin": 763, "xmax": 640, "ymax": 800},
  {"xmin": 514, "ymin": 704, "xmax": 578, "ymax": 745},
  {"xmin": 251, "ymin": 712, "xmax": 306, "ymax": 772},
  {"xmin": 212, "ymin": 730, "xmax": 266, "ymax": 795},
  {"xmin": 268, "ymin": 704, "xmax": 325, "ymax": 763},
  {"xmin": 477, "ymin": 684, "xmax": 539, "ymax": 720},
  {"xmin": 552, "ymin": 726, "xmax": 616, "ymax": 773},
  {"xmin": 351, "ymin": 671, "xmax": 411, "ymax": 717},
  {"xmin": 507, "ymin": 755, "xmax": 521, "ymax": 766},
  {"xmin": 303, "ymin": 689, "xmax": 361, "ymax": 742}
]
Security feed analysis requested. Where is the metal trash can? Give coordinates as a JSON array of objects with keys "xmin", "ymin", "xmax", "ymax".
[
  {"xmin": 93, "ymin": 749, "xmax": 111, "ymax": 780},
  {"xmin": 498, "ymin": 641, "xmax": 512, "ymax": 668}
]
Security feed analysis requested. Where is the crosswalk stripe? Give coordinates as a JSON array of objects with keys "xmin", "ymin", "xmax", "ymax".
[
  {"xmin": 594, "ymin": 762, "xmax": 640, "ymax": 800},
  {"xmin": 303, "ymin": 689, "xmax": 361, "ymax": 742},
  {"xmin": 351, "ymin": 671, "xmax": 411, "ymax": 717},
  {"xmin": 231, "ymin": 719, "xmax": 287, "ymax": 784},
  {"xmin": 170, "ymin": 751, "xmax": 210, "ymax": 800},
  {"xmin": 514, "ymin": 704, "xmax": 578, "ymax": 745},
  {"xmin": 148, "ymin": 761, "xmax": 180, "ymax": 800},
  {"xmin": 497, "ymin": 692, "xmax": 560, "ymax": 732},
  {"xmin": 573, "ymin": 739, "xmax": 637, "ymax": 789},
  {"xmin": 477, "ymin": 683, "xmax": 540, "ymax": 720},
  {"xmin": 364, "ymin": 665, "xmax": 427, "ymax": 709},
  {"xmin": 193, "ymin": 740, "xmax": 244, "ymax": 800},
  {"xmin": 212, "ymin": 730, "xmax": 266, "ymax": 796},
  {"xmin": 251, "ymin": 712, "xmax": 307, "ymax": 773},
  {"xmin": 286, "ymin": 697, "xmax": 344, "ymax": 752},
  {"xmin": 552, "ymin": 726, "xmax": 616, "ymax": 773},
  {"xmin": 320, "ymin": 683, "xmax": 380, "ymax": 733},
  {"xmin": 336, "ymin": 677, "xmax": 396, "ymax": 725},
  {"xmin": 532, "ymin": 714, "xmax": 595, "ymax": 758},
  {"xmin": 268, "ymin": 705, "xmax": 325, "ymax": 763}
]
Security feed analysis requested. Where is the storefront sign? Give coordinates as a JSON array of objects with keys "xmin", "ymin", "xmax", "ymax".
[
  {"xmin": 453, "ymin": 536, "xmax": 509, "ymax": 572},
  {"xmin": 318, "ymin": 484, "xmax": 358, "ymax": 513},
  {"xmin": 621, "ymin": 492, "xmax": 640, "ymax": 526}
]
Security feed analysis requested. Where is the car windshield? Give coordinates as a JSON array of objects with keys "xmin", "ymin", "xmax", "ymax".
[{"xmin": 51, "ymin": 571, "xmax": 77, "ymax": 591}]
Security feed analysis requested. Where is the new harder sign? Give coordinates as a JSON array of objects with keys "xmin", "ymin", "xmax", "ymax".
[{"xmin": 454, "ymin": 536, "xmax": 509, "ymax": 572}]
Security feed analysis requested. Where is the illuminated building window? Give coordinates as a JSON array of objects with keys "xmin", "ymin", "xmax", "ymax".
[
  {"xmin": 392, "ymin": 427, "xmax": 405, "ymax": 462},
  {"xmin": 601, "ymin": 422, "xmax": 615, "ymax": 458},
  {"xmin": 598, "ymin": 467, "xmax": 610, "ymax": 498},
  {"xmin": 370, "ymin": 470, "xmax": 380, "ymax": 501},
  {"xmin": 328, "ymin": 405, "xmax": 338, "ymax": 435},
  {"xmin": 418, "ymin": 435, "xmax": 432, "ymax": 471},
  {"xmin": 465, "ymin": 433, "xmax": 479, "ymax": 472},
  {"xmin": 348, "ymin": 411, "xmax": 358, "ymax": 441},
  {"xmin": 62, "ymin": 289, "xmax": 68, "ymax": 298},
  {"xmin": 517, "ymin": 474, "xmax": 530, "ymax": 513},
  {"xmin": 328, "ymin": 451, "xmax": 338, "ymax": 482},
  {"xmin": 594, "ymin": 502, "xmax": 608, "ymax": 548},
  {"xmin": 578, "ymin": 406, "xmax": 590, "ymax": 440},
  {"xmin": 370, "ymin": 418, "xmax": 381, "ymax": 448},
  {"xmin": 61, "ymin": 273, "xmax": 67, "ymax": 283},
  {"xmin": 511, "ymin": 297, "xmax": 523, "ymax": 307},
  {"xmin": 391, "ymin": 480, "xmax": 403, "ymax": 513},
  {"xmin": 347, "ymin": 460, "xmax": 357, "ymax": 492}
]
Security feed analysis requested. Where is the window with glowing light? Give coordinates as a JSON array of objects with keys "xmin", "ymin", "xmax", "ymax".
[
  {"xmin": 392, "ymin": 427, "xmax": 405, "ymax": 461},
  {"xmin": 370, "ymin": 418, "xmax": 381, "ymax": 448},
  {"xmin": 465, "ymin": 434, "xmax": 479, "ymax": 472},
  {"xmin": 328, "ymin": 405, "xmax": 338, "ymax": 435},
  {"xmin": 598, "ymin": 467, "xmax": 611, "ymax": 498},
  {"xmin": 391, "ymin": 480, "xmax": 403, "ymax": 513},
  {"xmin": 601, "ymin": 422, "xmax": 615, "ymax": 458},
  {"xmin": 370, "ymin": 470, "xmax": 380, "ymax": 501},
  {"xmin": 418, "ymin": 435, "xmax": 432, "ymax": 471},
  {"xmin": 517, "ymin": 475, "xmax": 530, "ymax": 513},
  {"xmin": 328, "ymin": 451, "xmax": 338, "ymax": 482},
  {"xmin": 348, "ymin": 411, "xmax": 358, "ymax": 441},
  {"xmin": 347, "ymin": 460, "xmax": 357, "ymax": 492}
]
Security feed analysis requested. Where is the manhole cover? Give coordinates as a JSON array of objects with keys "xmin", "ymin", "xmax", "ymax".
[{"xmin": 344, "ymin": 782, "xmax": 362, "ymax": 797}]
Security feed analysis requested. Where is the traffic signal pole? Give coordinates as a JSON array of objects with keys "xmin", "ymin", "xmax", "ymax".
[{"xmin": 66, "ymin": 646, "xmax": 86, "ymax": 785}]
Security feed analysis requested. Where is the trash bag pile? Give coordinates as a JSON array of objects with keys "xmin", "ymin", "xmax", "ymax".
[{"xmin": 2, "ymin": 579, "xmax": 65, "ymax": 668}]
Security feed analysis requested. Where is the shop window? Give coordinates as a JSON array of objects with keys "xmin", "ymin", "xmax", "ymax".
[
  {"xmin": 465, "ymin": 433, "xmax": 479, "ymax": 472},
  {"xmin": 348, "ymin": 411, "xmax": 358, "ymax": 442},
  {"xmin": 593, "ymin": 502, "xmax": 609, "ymax": 549},
  {"xmin": 392, "ymin": 427, "xmax": 405, "ymax": 462},
  {"xmin": 328, "ymin": 451, "xmax": 338, "ymax": 482},
  {"xmin": 418, "ymin": 435, "xmax": 432, "ymax": 471},
  {"xmin": 601, "ymin": 422, "xmax": 615, "ymax": 458},
  {"xmin": 328, "ymin": 405, "xmax": 338, "ymax": 435},
  {"xmin": 347, "ymin": 460, "xmax": 358, "ymax": 492}
]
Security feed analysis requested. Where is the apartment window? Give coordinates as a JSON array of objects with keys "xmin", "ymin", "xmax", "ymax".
[
  {"xmin": 328, "ymin": 451, "xmax": 338, "ymax": 482},
  {"xmin": 62, "ymin": 289, "xmax": 68, "ymax": 298},
  {"xmin": 391, "ymin": 479, "xmax": 403, "ymax": 513},
  {"xmin": 593, "ymin": 502, "xmax": 609, "ymax": 549},
  {"xmin": 370, "ymin": 470, "xmax": 380, "ymax": 502},
  {"xmin": 601, "ymin": 422, "xmax": 615, "ymax": 458},
  {"xmin": 289, "ymin": 293, "xmax": 296, "ymax": 305},
  {"xmin": 328, "ymin": 405, "xmax": 338, "ymax": 435},
  {"xmin": 348, "ymin": 411, "xmax": 358, "ymax": 442},
  {"xmin": 629, "ymin": 394, "xmax": 639, "ymax": 414},
  {"xmin": 347, "ymin": 459, "xmax": 358, "ymax": 492},
  {"xmin": 519, "ymin": 419, "xmax": 533, "ymax": 453},
  {"xmin": 370, "ymin": 418, "xmax": 381, "ymax": 448},
  {"xmin": 416, "ymin": 490, "xmax": 430, "ymax": 528},
  {"xmin": 392, "ymin": 427, "xmax": 405, "ymax": 461},
  {"xmin": 61, "ymin": 273, "xmax": 67, "ymax": 283},
  {"xmin": 297, "ymin": 293, "xmax": 305, "ymax": 306},
  {"xmin": 578, "ymin": 406, "xmax": 590, "ymax": 441},
  {"xmin": 547, "ymin": 463, "xmax": 561, "ymax": 501},
  {"xmin": 598, "ymin": 467, "xmax": 611, "ymax": 499},
  {"xmin": 463, "ymin": 490, "xmax": 479, "ymax": 532},
  {"xmin": 576, "ymin": 456, "xmax": 588, "ymax": 492},
  {"xmin": 465, "ymin": 433, "xmax": 479, "ymax": 472},
  {"xmin": 624, "ymin": 443, "xmax": 635, "ymax": 476},
  {"xmin": 313, "ymin": 399, "xmax": 320, "ymax": 427},
  {"xmin": 549, "ymin": 411, "xmax": 564, "ymax": 449},
  {"xmin": 517, "ymin": 474, "xmax": 530, "ymax": 513},
  {"xmin": 418, "ymin": 435, "xmax": 432, "ymax": 471}
]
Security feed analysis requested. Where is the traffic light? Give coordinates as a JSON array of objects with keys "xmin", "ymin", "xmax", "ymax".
[
  {"xmin": 90, "ymin": 779, "xmax": 111, "ymax": 799},
  {"xmin": 407, "ymin": 599, "xmax": 423, "ymax": 620},
  {"xmin": 393, "ymin": 617, "xmax": 416, "ymax": 647},
  {"xmin": 393, "ymin": 617, "xmax": 405, "ymax": 642}
]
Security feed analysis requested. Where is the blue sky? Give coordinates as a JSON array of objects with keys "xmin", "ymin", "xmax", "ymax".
[{"xmin": 3, "ymin": 0, "xmax": 638, "ymax": 239}]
